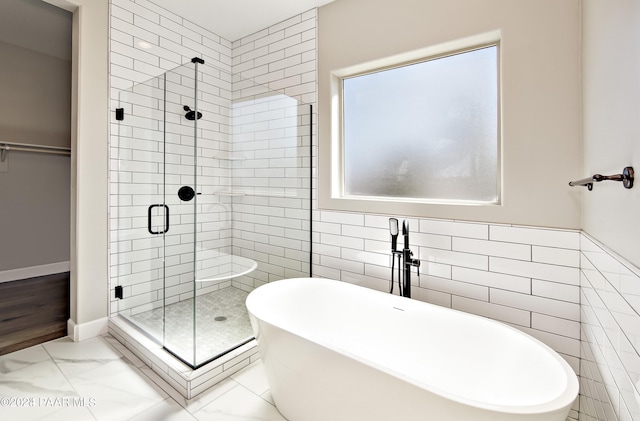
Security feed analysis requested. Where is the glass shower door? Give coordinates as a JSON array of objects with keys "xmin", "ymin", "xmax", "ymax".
[
  {"xmin": 160, "ymin": 61, "xmax": 198, "ymax": 366},
  {"xmin": 114, "ymin": 71, "xmax": 169, "ymax": 348},
  {"xmin": 114, "ymin": 61, "xmax": 199, "ymax": 367}
]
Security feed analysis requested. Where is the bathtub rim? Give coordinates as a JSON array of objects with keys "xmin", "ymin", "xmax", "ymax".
[{"xmin": 247, "ymin": 277, "xmax": 579, "ymax": 417}]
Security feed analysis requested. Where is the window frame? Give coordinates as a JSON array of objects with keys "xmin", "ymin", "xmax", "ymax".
[{"xmin": 328, "ymin": 35, "xmax": 502, "ymax": 212}]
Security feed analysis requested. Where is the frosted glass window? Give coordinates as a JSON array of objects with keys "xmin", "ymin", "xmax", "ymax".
[{"xmin": 342, "ymin": 45, "xmax": 499, "ymax": 203}]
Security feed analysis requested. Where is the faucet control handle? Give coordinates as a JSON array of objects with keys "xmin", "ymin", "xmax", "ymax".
[{"xmin": 409, "ymin": 255, "xmax": 421, "ymax": 276}]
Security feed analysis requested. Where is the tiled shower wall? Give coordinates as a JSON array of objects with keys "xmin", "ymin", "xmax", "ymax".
[
  {"xmin": 228, "ymin": 97, "xmax": 312, "ymax": 290},
  {"xmin": 108, "ymin": 1, "xmax": 315, "ymax": 318},
  {"xmin": 109, "ymin": 0, "xmax": 236, "ymax": 318},
  {"xmin": 229, "ymin": 10, "xmax": 316, "ymax": 291}
]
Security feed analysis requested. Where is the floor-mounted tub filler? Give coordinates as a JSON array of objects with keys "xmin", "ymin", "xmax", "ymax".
[{"xmin": 246, "ymin": 278, "xmax": 578, "ymax": 421}]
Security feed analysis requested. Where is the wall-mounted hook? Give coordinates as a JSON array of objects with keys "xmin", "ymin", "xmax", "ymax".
[{"xmin": 1, "ymin": 145, "xmax": 8, "ymax": 163}]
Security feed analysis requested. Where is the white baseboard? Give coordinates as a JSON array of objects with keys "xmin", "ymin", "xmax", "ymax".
[
  {"xmin": 0, "ymin": 261, "xmax": 70, "ymax": 283},
  {"xmin": 67, "ymin": 317, "xmax": 109, "ymax": 342}
]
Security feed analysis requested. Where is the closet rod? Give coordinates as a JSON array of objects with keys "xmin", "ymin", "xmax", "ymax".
[{"xmin": 1, "ymin": 141, "xmax": 71, "ymax": 162}]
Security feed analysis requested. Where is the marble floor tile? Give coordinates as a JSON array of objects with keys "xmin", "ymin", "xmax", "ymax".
[
  {"xmin": 261, "ymin": 390, "xmax": 276, "ymax": 406},
  {"xmin": 0, "ymin": 335, "xmax": 284, "ymax": 421},
  {"xmin": 43, "ymin": 337, "xmax": 127, "ymax": 379},
  {"xmin": 0, "ymin": 360, "xmax": 83, "ymax": 421},
  {"xmin": 0, "ymin": 360, "xmax": 77, "ymax": 397},
  {"xmin": 66, "ymin": 359, "xmax": 168, "ymax": 421},
  {"xmin": 0, "ymin": 403, "xmax": 96, "ymax": 421},
  {"xmin": 231, "ymin": 360, "xmax": 270, "ymax": 396},
  {"xmin": 0, "ymin": 345, "xmax": 51, "ymax": 374},
  {"xmin": 193, "ymin": 384, "xmax": 287, "ymax": 421},
  {"xmin": 32, "ymin": 406, "xmax": 97, "ymax": 421},
  {"xmin": 127, "ymin": 398, "xmax": 198, "ymax": 421}
]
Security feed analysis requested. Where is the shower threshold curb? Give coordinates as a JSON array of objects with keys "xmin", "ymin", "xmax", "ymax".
[{"xmin": 108, "ymin": 316, "xmax": 260, "ymax": 399}]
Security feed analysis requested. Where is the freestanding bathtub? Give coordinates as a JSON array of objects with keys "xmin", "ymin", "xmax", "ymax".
[{"xmin": 246, "ymin": 278, "xmax": 578, "ymax": 421}]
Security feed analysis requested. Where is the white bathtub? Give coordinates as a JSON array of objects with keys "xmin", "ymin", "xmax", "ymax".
[{"xmin": 246, "ymin": 278, "xmax": 578, "ymax": 421}]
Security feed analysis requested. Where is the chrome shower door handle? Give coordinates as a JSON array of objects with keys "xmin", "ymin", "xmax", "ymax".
[{"xmin": 148, "ymin": 204, "xmax": 169, "ymax": 234}]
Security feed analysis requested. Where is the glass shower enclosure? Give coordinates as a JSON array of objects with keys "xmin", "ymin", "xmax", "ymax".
[{"xmin": 110, "ymin": 58, "xmax": 311, "ymax": 368}]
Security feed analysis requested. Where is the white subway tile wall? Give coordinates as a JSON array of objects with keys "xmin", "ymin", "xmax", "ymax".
[
  {"xmin": 109, "ymin": 1, "xmax": 315, "ymax": 321},
  {"xmin": 109, "ymin": 0, "xmax": 235, "ymax": 321},
  {"xmin": 314, "ymin": 213, "xmax": 582, "ymax": 357},
  {"xmin": 227, "ymin": 9, "xmax": 316, "ymax": 290},
  {"xmin": 579, "ymin": 234, "xmax": 640, "ymax": 421},
  {"xmin": 228, "ymin": 95, "xmax": 313, "ymax": 290}
]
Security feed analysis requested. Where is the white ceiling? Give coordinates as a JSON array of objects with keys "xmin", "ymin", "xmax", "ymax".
[{"xmin": 149, "ymin": 0, "xmax": 336, "ymax": 42}]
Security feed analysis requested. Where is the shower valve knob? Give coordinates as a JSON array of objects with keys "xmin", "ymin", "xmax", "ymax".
[{"xmin": 178, "ymin": 186, "xmax": 196, "ymax": 201}]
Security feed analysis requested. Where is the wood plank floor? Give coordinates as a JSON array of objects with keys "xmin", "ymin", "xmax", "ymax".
[{"xmin": 0, "ymin": 272, "xmax": 70, "ymax": 355}]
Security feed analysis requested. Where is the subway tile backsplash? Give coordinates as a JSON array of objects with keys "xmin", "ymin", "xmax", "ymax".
[
  {"xmin": 315, "ymin": 212, "xmax": 582, "ymax": 365},
  {"xmin": 313, "ymin": 211, "xmax": 640, "ymax": 421}
]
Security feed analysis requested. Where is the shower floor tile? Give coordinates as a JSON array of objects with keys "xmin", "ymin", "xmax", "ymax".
[{"xmin": 127, "ymin": 287, "xmax": 253, "ymax": 366}]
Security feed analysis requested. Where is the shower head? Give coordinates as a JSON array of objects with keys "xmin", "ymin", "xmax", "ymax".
[{"xmin": 183, "ymin": 105, "xmax": 203, "ymax": 121}]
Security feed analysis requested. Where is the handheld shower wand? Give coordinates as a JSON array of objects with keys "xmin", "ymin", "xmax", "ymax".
[{"xmin": 389, "ymin": 218, "xmax": 399, "ymax": 252}]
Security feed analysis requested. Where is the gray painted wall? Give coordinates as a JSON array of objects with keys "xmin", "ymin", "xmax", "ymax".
[
  {"xmin": 0, "ymin": 152, "xmax": 70, "ymax": 271},
  {"xmin": 0, "ymin": 0, "xmax": 71, "ymax": 272}
]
